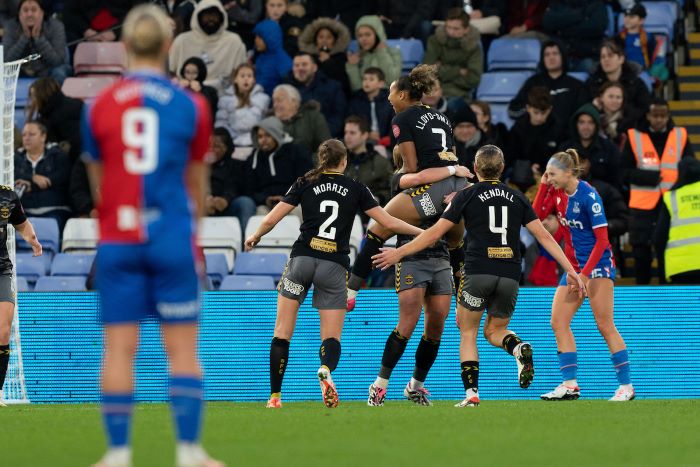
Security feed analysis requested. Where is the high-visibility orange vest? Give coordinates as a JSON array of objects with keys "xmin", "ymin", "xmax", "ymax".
[{"xmin": 627, "ymin": 127, "xmax": 687, "ymax": 210}]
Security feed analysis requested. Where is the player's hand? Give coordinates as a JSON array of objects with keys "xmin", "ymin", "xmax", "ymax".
[
  {"xmin": 244, "ymin": 235, "xmax": 260, "ymax": 251},
  {"xmin": 372, "ymin": 247, "xmax": 401, "ymax": 271},
  {"xmin": 565, "ymin": 271, "xmax": 586, "ymax": 299},
  {"xmin": 455, "ymin": 165, "xmax": 473, "ymax": 178},
  {"xmin": 444, "ymin": 191, "xmax": 456, "ymax": 205},
  {"xmin": 540, "ymin": 171, "xmax": 550, "ymax": 186},
  {"xmin": 32, "ymin": 174, "xmax": 51, "ymax": 189},
  {"xmin": 30, "ymin": 238, "xmax": 42, "ymax": 257}
]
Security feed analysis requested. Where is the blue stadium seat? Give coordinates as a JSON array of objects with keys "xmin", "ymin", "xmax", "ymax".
[
  {"xmin": 487, "ymin": 38, "xmax": 540, "ymax": 71},
  {"xmin": 488, "ymin": 104, "xmax": 515, "ymax": 129},
  {"xmin": 386, "ymin": 39, "xmax": 425, "ymax": 72},
  {"xmin": 606, "ymin": 4, "xmax": 617, "ymax": 37},
  {"xmin": 205, "ymin": 253, "xmax": 229, "ymax": 287},
  {"xmin": 639, "ymin": 71, "xmax": 654, "ymax": 91},
  {"xmin": 50, "ymin": 253, "xmax": 95, "ymax": 276},
  {"xmin": 15, "ymin": 78, "xmax": 36, "ymax": 108},
  {"xmin": 232, "ymin": 252, "xmax": 288, "ymax": 281},
  {"xmin": 617, "ymin": 2, "xmax": 676, "ymax": 38},
  {"xmin": 14, "ymin": 108, "xmax": 27, "ymax": 131},
  {"xmin": 568, "ymin": 71, "xmax": 590, "ymax": 83},
  {"xmin": 16, "ymin": 253, "xmax": 47, "ymax": 283},
  {"xmin": 219, "ymin": 275, "xmax": 276, "ymax": 291},
  {"xmin": 34, "ymin": 276, "xmax": 87, "ymax": 292},
  {"xmin": 476, "ymin": 72, "xmax": 533, "ymax": 103},
  {"xmin": 16, "ymin": 276, "xmax": 30, "ymax": 292},
  {"xmin": 17, "ymin": 217, "xmax": 59, "ymax": 254}
]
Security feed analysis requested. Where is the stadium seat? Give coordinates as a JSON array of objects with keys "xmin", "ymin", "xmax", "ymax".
[
  {"xmin": 487, "ymin": 38, "xmax": 541, "ymax": 71},
  {"xmin": 61, "ymin": 76, "xmax": 119, "ymax": 101},
  {"xmin": 245, "ymin": 215, "xmax": 300, "ymax": 249},
  {"xmin": 34, "ymin": 276, "xmax": 87, "ymax": 292},
  {"xmin": 15, "ymin": 77, "xmax": 36, "ymax": 108},
  {"xmin": 73, "ymin": 42, "xmax": 127, "ymax": 76},
  {"xmin": 386, "ymin": 38, "xmax": 425, "ymax": 72},
  {"xmin": 198, "ymin": 216, "xmax": 242, "ymax": 269},
  {"xmin": 50, "ymin": 253, "xmax": 95, "ymax": 276},
  {"xmin": 205, "ymin": 253, "xmax": 230, "ymax": 286},
  {"xmin": 232, "ymin": 252, "xmax": 288, "ymax": 281},
  {"xmin": 568, "ymin": 72, "xmax": 590, "ymax": 83},
  {"xmin": 14, "ymin": 108, "xmax": 27, "ymax": 131},
  {"xmin": 488, "ymin": 103, "xmax": 515, "ymax": 129},
  {"xmin": 62, "ymin": 218, "xmax": 98, "ymax": 252},
  {"xmin": 476, "ymin": 72, "xmax": 533, "ymax": 103},
  {"xmin": 219, "ymin": 274, "xmax": 276, "ymax": 291},
  {"xmin": 16, "ymin": 276, "xmax": 30, "ymax": 292},
  {"xmin": 16, "ymin": 252, "xmax": 47, "ymax": 284},
  {"xmin": 17, "ymin": 217, "xmax": 59, "ymax": 254}
]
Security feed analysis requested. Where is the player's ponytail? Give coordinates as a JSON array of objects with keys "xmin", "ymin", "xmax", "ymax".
[
  {"xmin": 549, "ymin": 149, "xmax": 582, "ymax": 177},
  {"xmin": 122, "ymin": 5, "xmax": 173, "ymax": 60},
  {"xmin": 302, "ymin": 139, "xmax": 348, "ymax": 183},
  {"xmin": 395, "ymin": 64, "xmax": 439, "ymax": 101},
  {"xmin": 392, "ymin": 145, "xmax": 403, "ymax": 172},
  {"xmin": 474, "ymin": 144, "xmax": 505, "ymax": 180}
]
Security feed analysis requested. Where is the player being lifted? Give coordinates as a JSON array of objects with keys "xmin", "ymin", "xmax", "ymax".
[
  {"xmin": 374, "ymin": 145, "xmax": 585, "ymax": 407},
  {"xmin": 367, "ymin": 147, "xmax": 472, "ymax": 406},
  {"xmin": 244, "ymin": 139, "xmax": 423, "ymax": 409},
  {"xmin": 347, "ymin": 64, "xmax": 467, "ymax": 311},
  {"xmin": 82, "ymin": 6, "xmax": 223, "ymax": 466},
  {"xmin": 0, "ymin": 187, "xmax": 41, "ymax": 406},
  {"xmin": 534, "ymin": 150, "xmax": 635, "ymax": 401}
]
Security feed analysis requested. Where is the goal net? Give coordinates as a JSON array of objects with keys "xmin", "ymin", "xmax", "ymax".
[{"xmin": 1, "ymin": 50, "xmax": 39, "ymax": 404}]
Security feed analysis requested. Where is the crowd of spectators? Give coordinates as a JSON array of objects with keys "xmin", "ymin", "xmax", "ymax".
[{"xmin": 2, "ymin": 0, "xmax": 695, "ymax": 284}]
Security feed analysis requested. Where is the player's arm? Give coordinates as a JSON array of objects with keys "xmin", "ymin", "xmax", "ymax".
[
  {"xmin": 365, "ymin": 206, "xmax": 423, "ymax": 237},
  {"xmin": 398, "ymin": 165, "xmax": 472, "ymax": 189},
  {"xmin": 84, "ymin": 161, "xmax": 103, "ymax": 207},
  {"xmin": 526, "ymin": 219, "xmax": 586, "ymax": 298},
  {"xmin": 244, "ymin": 201, "xmax": 296, "ymax": 251},
  {"xmin": 186, "ymin": 161, "xmax": 209, "ymax": 221},
  {"xmin": 14, "ymin": 220, "xmax": 42, "ymax": 256},
  {"xmin": 372, "ymin": 218, "xmax": 454, "ymax": 270}
]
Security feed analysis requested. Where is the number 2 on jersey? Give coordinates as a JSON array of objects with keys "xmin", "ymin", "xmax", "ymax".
[
  {"xmin": 123, "ymin": 108, "xmax": 159, "ymax": 175},
  {"xmin": 489, "ymin": 206, "xmax": 508, "ymax": 245},
  {"xmin": 318, "ymin": 200, "xmax": 339, "ymax": 240}
]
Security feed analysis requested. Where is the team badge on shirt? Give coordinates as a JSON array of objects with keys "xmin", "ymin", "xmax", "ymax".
[{"xmin": 392, "ymin": 124, "xmax": 400, "ymax": 138}]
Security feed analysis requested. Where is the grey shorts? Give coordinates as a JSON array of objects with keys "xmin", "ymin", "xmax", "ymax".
[
  {"xmin": 395, "ymin": 258, "xmax": 453, "ymax": 296},
  {"xmin": 404, "ymin": 176, "xmax": 468, "ymax": 220},
  {"xmin": 457, "ymin": 274, "xmax": 519, "ymax": 318},
  {"xmin": 0, "ymin": 275, "xmax": 15, "ymax": 304},
  {"xmin": 277, "ymin": 256, "xmax": 348, "ymax": 309}
]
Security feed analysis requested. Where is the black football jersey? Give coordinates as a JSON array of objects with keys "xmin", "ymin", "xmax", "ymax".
[
  {"xmin": 283, "ymin": 172, "xmax": 379, "ymax": 269},
  {"xmin": 0, "ymin": 186, "xmax": 28, "ymax": 275},
  {"xmin": 442, "ymin": 181, "xmax": 537, "ymax": 280},
  {"xmin": 392, "ymin": 105, "xmax": 458, "ymax": 170}
]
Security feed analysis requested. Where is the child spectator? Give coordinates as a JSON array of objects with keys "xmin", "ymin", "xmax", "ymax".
[
  {"xmin": 253, "ymin": 19, "xmax": 293, "ymax": 95},
  {"xmin": 216, "ymin": 64, "xmax": 270, "ymax": 150},
  {"xmin": 345, "ymin": 15, "xmax": 402, "ymax": 93},
  {"xmin": 177, "ymin": 57, "xmax": 219, "ymax": 122},
  {"xmin": 619, "ymin": 3, "xmax": 668, "ymax": 83},
  {"xmin": 346, "ymin": 67, "xmax": 393, "ymax": 145}
]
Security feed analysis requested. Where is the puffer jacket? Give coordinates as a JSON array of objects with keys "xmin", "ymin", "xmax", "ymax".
[
  {"xmin": 215, "ymin": 84, "xmax": 270, "ymax": 147},
  {"xmin": 424, "ymin": 25, "xmax": 483, "ymax": 98},
  {"xmin": 298, "ymin": 17, "xmax": 352, "ymax": 95},
  {"xmin": 345, "ymin": 15, "xmax": 402, "ymax": 92}
]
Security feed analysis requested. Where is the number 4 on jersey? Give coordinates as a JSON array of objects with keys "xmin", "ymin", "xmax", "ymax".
[{"xmin": 489, "ymin": 206, "xmax": 508, "ymax": 245}]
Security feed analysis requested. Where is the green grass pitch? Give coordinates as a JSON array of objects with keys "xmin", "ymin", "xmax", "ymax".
[{"xmin": 1, "ymin": 400, "xmax": 699, "ymax": 466}]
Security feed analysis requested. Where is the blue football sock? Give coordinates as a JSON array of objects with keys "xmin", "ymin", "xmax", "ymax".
[
  {"xmin": 558, "ymin": 351, "xmax": 578, "ymax": 382},
  {"xmin": 170, "ymin": 376, "xmax": 203, "ymax": 443},
  {"xmin": 611, "ymin": 349, "xmax": 631, "ymax": 385},
  {"xmin": 101, "ymin": 393, "xmax": 134, "ymax": 448}
]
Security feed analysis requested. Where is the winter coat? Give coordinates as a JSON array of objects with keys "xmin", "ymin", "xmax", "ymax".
[
  {"xmin": 225, "ymin": 0, "xmax": 263, "ymax": 27},
  {"xmin": 344, "ymin": 144, "xmax": 393, "ymax": 205},
  {"xmin": 542, "ymin": 0, "xmax": 608, "ymax": 60},
  {"xmin": 14, "ymin": 144, "xmax": 71, "ymax": 214},
  {"xmin": 278, "ymin": 12, "xmax": 307, "ymax": 57},
  {"xmin": 285, "ymin": 70, "xmax": 347, "ymax": 137},
  {"xmin": 586, "ymin": 63, "xmax": 651, "ymax": 118},
  {"xmin": 179, "ymin": 56, "xmax": 219, "ymax": 122},
  {"xmin": 216, "ymin": 84, "xmax": 269, "ymax": 147},
  {"xmin": 210, "ymin": 156, "xmax": 247, "ymax": 204},
  {"xmin": 347, "ymin": 88, "xmax": 394, "ymax": 140},
  {"xmin": 507, "ymin": 112, "xmax": 566, "ymax": 182},
  {"xmin": 245, "ymin": 119, "xmax": 313, "ymax": 205},
  {"xmin": 37, "ymin": 91, "xmax": 83, "ymax": 161},
  {"xmin": 298, "ymin": 17, "xmax": 352, "ymax": 96},
  {"xmin": 345, "ymin": 16, "xmax": 402, "ymax": 92},
  {"xmin": 3, "ymin": 16, "xmax": 67, "ymax": 77},
  {"xmin": 69, "ymin": 158, "xmax": 92, "ymax": 216},
  {"xmin": 253, "ymin": 19, "xmax": 293, "ymax": 95},
  {"xmin": 168, "ymin": 0, "xmax": 247, "ymax": 87},
  {"xmin": 424, "ymin": 25, "xmax": 482, "ymax": 99},
  {"xmin": 559, "ymin": 103, "xmax": 622, "ymax": 190},
  {"xmin": 281, "ymin": 102, "xmax": 332, "ymax": 155}
]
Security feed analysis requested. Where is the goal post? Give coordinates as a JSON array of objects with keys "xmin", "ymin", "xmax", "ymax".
[{"xmin": 1, "ymin": 48, "xmax": 40, "ymax": 405}]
